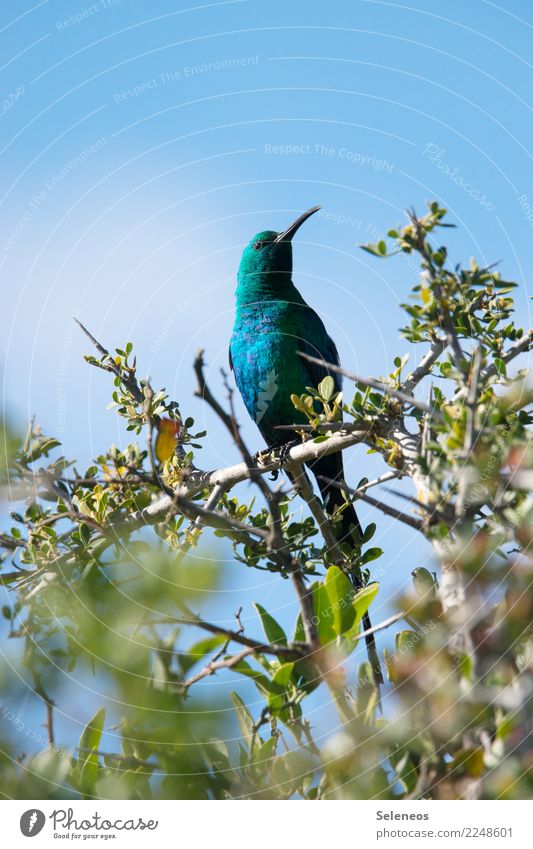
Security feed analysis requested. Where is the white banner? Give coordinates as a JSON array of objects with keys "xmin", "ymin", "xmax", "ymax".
[{"xmin": 2, "ymin": 800, "xmax": 529, "ymax": 848}]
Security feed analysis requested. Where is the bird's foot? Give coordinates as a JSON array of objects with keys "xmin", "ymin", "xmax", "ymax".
[
  {"xmin": 271, "ymin": 439, "xmax": 301, "ymax": 478},
  {"xmin": 252, "ymin": 448, "xmax": 271, "ymax": 466},
  {"xmin": 278, "ymin": 438, "xmax": 300, "ymax": 467},
  {"xmin": 252, "ymin": 448, "xmax": 279, "ymax": 479}
]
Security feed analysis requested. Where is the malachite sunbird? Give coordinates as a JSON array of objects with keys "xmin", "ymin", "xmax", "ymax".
[{"xmin": 229, "ymin": 206, "xmax": 382, "ymax": 687}]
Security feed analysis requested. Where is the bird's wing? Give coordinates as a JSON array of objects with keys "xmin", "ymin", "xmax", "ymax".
[{"xmin": 298, "ymin": 311, "xmax": 342, "ymax": 393}]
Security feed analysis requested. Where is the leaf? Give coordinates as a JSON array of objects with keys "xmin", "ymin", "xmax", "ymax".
[
  {"xmin": 293, "ymin": 613, "xmax": 306, "ymax": 642},
  {"xmin": 352, "ymin": 582, "xmax": 379, "ymax": 621},
  {"xmin": 178, "ymin": 635, "xmax": 226, "ymax": 675},
  {"xmin": 361, "ymin": 522, "xmax": 376, "ymax": 543},
  {"xmin": 361, "ymin": 547, "xmax": 383, "ymax": 565},
  {"xmin": 254, "ymin": 603, "xmax": 287, "ymax": 645},
  {"xmin": 319, "ymin": 376, "xmax": 335, "ymax": 402},
  {"xmin": 268, "ymin": 663, "xmax": 295, "ymax": 713},
  {"xmin": 155, "ymin": 418, "xmax": 181, "ymax": 462},
  {"xmin": 361, "ymin": 242, "xmax": 387, "ymax": 257},
  {"xmin": 325, "ymin": 566, "xmax": 356, "ymax": 635},
  {"xmin": 312, "ymin": 582, "xmax": 336, "ymax": 645},
  {"xmin": 494, "ymin": 357, "xmax": 507, "ymax": 378},
  {"xmin": 231, "ymin": 659, "xmax": 271, "ymax": 695},
  {"xmin": 230, "ymin": 692, "xmax": 255, "ymax": 749},
  {"xmin": 77, "ymin": 707, "xmax": 105, "ymax": 790},
  {"xmin": 395, "ymin": 630, "xmax": 417, "ymax": 653},
  {"xmin": 252, "ymin": 735, "xmax": 277, "ymax": 765}
]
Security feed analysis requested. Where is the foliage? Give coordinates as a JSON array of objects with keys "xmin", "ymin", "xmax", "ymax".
[{"xmin": 1, "ymin": 203, "xmax": 532, "ymax": 800}]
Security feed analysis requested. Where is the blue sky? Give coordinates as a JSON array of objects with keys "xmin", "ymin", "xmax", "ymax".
[{"xmin": 1, "ymin": 0, "xmax": 532, "ymax": 754}]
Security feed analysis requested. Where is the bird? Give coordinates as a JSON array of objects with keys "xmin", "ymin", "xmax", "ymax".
[{"xmin": 229, "ymin": 206, "xmax": 383, "ymax": 689}]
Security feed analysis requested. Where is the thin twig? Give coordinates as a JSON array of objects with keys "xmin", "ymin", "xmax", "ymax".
[
  {"xmin": 406, "ymin": 209, "xmax": 465, "ymax": 375},
  {"xmin": 403, "ymin": 336, "xmax": 448, "ymax": 394},
  {"xmin": 149, "ymin": 614, "xmax": 305, "ymax": 659},
  {"xmin": 193, "ymin": 349, "xmax": 234, "ymax": 432},
  {"xmin": 194, "ymin": 352, "xmax": 320, "ymax": 649},
  {"xmin": 180, "ymin": 646, "xmax": 256, "ymax": 690},
  {"xmin": 319, "ymin": 476, "xmax": 424, "ymax": 531},
  {"xmin": 351, "ymin": 471, "xmax": 401, "ymax": 495},
  {"xmin": 288, "ymin": 464, "xmax": 342, "ymax": 562},
  {"xmin": 476, "ymin": 329, "xmax": 532, "ymax": 385},
  {"xmin": 298, "ymin": 353, "xmax": 442, "ymax": 419},
  {"xmin": 74, "ymin": 318, "xmax": 144, "ymax": 405},
  {"xmin": 464, "ymin": 346, "xmax": 483, "ymax": 457},
  {"xmin": 456, "ymin": 346, "xmax": 483, "ymax": 517},
  {"xmin": 174, "ymin": 483, "xmax": 226, "ymax": 564}
]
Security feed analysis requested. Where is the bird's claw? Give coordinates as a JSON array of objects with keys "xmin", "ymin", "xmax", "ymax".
[
  {"xmin": 253, "ymin": 440, "xmax": 300, "ymax": 482},
  {"xmin": 278, "ymin": 438, "xmax": 300, "ymax": 466},
  {"xmin": 252, "ymin": 449, "xmax": 270, "ymax": 466}
]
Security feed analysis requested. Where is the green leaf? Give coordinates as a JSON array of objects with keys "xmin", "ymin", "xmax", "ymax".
[
  {"xmin": 230, "ymin": 692, "xmax": 255, "ymax": 749},
  {"xmin": 178, "ymin": 635, "xmax": 226, "ymax": 675},
  {"xmin": 319, "ymin": 375, "xmax": 335, "ymax": 402},
  {"xmin": 395, "ymin": 630, "xmax": 417, "ymax": 653},
  {"xmin": 361, "ymin": 242, "xmax": 387, "ymax": 257},
  {"xmin": 293, "ymin": 612, "xmax": 306, "ymax": 642},
  {"xmin": 325, "ymin": 566, "xmax": 356, "ymax": 635},
  {"xmin": 254, "ymin": 603, "xmax": 288, "ymax": 645},
  {"xmin": 361, "ymin": 522, "xmax": 376, "ymax": 543},
  {"xmin": 352, "ymin": 582, "xmax": 379, "ymax": 621},
  {"xmin": 361, "ymin": 546, "xmax": 383, "ymax": 565},
  {"xmin": 268, "ymin": 663, "xmax": 295, "ymax": 713},
  {"xmin": 494, "ymin": 357, "xmax": 507, "ymax": 377},
  {"xmin": 253, "ymin": 735, "xmax": 277, "ymax": 765},
  {"xmin": 231, "ymin": 659, "xmax": 271, "ymax": 695},
  {"xmin": 77, "ymin": 707, "xmax": 105, "ymax": 790},
  {"xmin": 312, "ymin": 582, "xmax": 336, "ymax": 645}
]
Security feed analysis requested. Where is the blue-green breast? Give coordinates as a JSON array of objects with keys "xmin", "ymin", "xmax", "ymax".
[{"xmin": 230, "ymin": 296, "xmax": 341, "ymax": 446}]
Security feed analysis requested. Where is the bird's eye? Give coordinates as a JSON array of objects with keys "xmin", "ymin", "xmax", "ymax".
[{"xmin": 253, "ymin": 240, "xmax": 264, "ymax": 251}]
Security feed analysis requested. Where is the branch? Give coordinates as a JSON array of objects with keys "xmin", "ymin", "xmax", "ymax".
[
  {"xmin": 150, "ymin": 614, "xmax": 305, "ymax": 659},
  {"xmin": 481, "ymin": 329, "xmax": 533, "ymax": 383},
  {"xmin": 193, "ymin": 349, "xmax": 235, "ymax": 433},
  {"xmin": 320, "ymin": 476, "xmax": 424, "ymax": 531},
  {"xmin": 180, "ymin": 646, "xmax": 256, "ymax": 690},
  {"xmin": 456, "ymin": 345, "xmax": 482, "ymax": 518},
  {"xmin": 74, "ymin": 318, "xmax": 144, "ymax": 405},
  {"xmin": 288, "ymin": 464, "xmax": 342, "ymax": 562},
  {"xmin": 357, "ymin": 610, "xmax": 405, "ymax": 642},
  {"xmin": 403, "ymin": 336, "xmax": 447, "ymax": 393},
  {"xmin": 124, "ymin": 431, "xmax": 371, "ymax": 529},
  {"xmin": 352, "ymin": 471, "xmax": 401, "ymax": 495},
  {"xmin": 194, "ymin": 351, "xmax": 319, "ymax": 648},
  {"xmin": 406, "ymin": 209, "xmax": 465, "ymax": 374},
  {"xmin": 174, "ymin": 483, "xmax": 226, "ymax": 563}
]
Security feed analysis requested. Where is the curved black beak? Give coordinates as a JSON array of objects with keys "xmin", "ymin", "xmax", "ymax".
[{"xmin": 274, "ymin": 205, "xmax": 321, "ymax": 243}]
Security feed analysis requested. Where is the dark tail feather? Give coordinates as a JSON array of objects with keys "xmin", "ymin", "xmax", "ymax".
[{"xmin": 308, "ymin": 451, "xmax": 384, "ymax": 692}]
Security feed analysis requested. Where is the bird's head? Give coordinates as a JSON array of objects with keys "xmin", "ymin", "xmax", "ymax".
[{"xmin": 237, "ymin": 206, "xmax": 320, "ymax": 288}]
